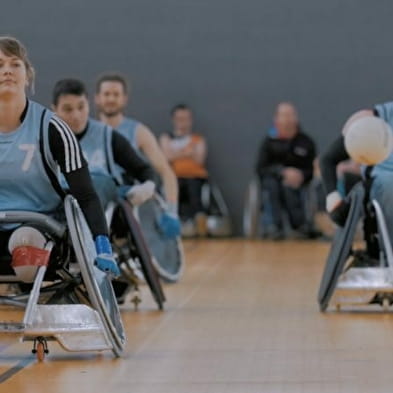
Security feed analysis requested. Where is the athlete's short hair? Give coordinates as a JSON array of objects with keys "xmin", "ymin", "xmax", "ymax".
[
  {"xmin": 95, "ymin": 73, "xmax": 129, "ymax": 94},
  {"xmin": 0, "ymin": 36, "xmax": 35, "ymax": 92},
  {"xmin": 52, "ymin": 79, "xmax": 88, "ymax": 106},
  {"xmin": 170, "ymin": 104, "xmax": 191, "ymax": 117}
]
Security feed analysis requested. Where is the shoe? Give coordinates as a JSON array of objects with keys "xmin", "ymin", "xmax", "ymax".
[
  {"xmin": 291, "ymin": 225, "xmax": 323, "ymax": 240},
  {"xmin": 270, "ymin": 230, "xmax": 285, "ymax": 241},
  {"xmin": 195, "ymin": 212, "xmax": 208, "ymax": 237},
  {"xmin": 181, "ymin": 219, "xmax": 197, "ymax": 237},
  {"xmin": 264, "ymin": 224, "xmax": 285, "ymax": 241}
]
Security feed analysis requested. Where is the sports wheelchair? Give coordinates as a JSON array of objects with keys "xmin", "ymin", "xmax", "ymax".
[
  {"xmin": 180, "ymin": 180, "xmax": 233, "ymax": 238},
  {"xmin": 243, "ymin": 175, "xmax": 320, "ymax": 238},
  {"xmin": 0, "ymin": 195, "xmax": 126, "ymax": 361},
  {"xmin": 318, "ymin": 172, "xmax": 393, "ymax": 312},
  {"xmin": 106, "ymin": 197, "xmax": 166, "ymax": 308}
]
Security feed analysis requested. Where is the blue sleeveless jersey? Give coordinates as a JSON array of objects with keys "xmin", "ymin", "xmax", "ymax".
[
  {"xmin": 79, "ymin": 119, "xmax": 121, "ymax": 182},
  {"xmin": 115, "ymin": 116, "xmax": 147, "ymax": 178},
  {"xmin": 372, "ymin": 101, "xmax": 393, "ymax": 175},
  {"xmin": 0, "ymin": 100, "xmax": 62, "ymax": 218},
  {"xmin": 116, "ymin": 117, "xmax": 139, "ymax": 151},
  {"xmin": 60, "ymin": 119, "xmax": 122, "ymax": 187}
]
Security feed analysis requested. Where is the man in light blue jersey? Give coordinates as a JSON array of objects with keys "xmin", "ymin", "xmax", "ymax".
[
  {"xmin": 95, "ymin": 73, "xmax": 180, "ymax": 238},
  {"xmin": 321, "ymin": 102, "xmax": 393, "ymax": 243},
  {"xmin": 51, "ymin": 79, "xmax": 156, "ymax": 211}
]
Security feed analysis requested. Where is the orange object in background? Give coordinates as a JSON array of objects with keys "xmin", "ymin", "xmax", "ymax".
[{"xmin": 171, "ymin": 134, "xmax": 208, "ymax": 179}]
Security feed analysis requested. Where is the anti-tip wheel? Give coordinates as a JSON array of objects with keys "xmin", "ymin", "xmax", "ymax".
[
  {"xmin": 131, "ymin": 292, "xmax": 142, "ymax": 311},
  {"xmin": 35, "ymin": 341, "xmax": 49, "ymax": 362}
]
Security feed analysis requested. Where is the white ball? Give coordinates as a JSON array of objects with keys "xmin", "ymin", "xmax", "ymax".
[{"xmin": 344, "ymin": 116, "xmax": 393, "ymax": 165}]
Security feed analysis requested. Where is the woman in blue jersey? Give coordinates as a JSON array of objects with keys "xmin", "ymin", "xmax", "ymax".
[{"xmin": 0, "ymin": 36, "xmax": 119, "ymax": 277}]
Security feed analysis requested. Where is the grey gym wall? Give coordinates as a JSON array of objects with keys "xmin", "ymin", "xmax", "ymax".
[{"xmin": 2, "ymin": 0, "xmax": 393, "ymax": 234}]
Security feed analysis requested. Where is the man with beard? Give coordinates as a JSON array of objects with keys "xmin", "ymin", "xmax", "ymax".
[{"xmin": 95, "ymin": 73, "xmax": 180, "ymax": 237}]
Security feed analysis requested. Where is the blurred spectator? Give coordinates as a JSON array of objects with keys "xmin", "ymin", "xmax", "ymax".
[
  {"xmin": 256, "ymin": 102, "xmax": 316, "ymax": 239},
  {"xmin": 160, "ymin": 104, "xmax": 208, "ymax": 235}
]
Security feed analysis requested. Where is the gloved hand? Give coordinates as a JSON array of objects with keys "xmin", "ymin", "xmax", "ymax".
[
  {"xmin": 326, "ymin": 191, "xmax": 351, "ymax": 227},
  {"xmin": 94, "ymin": 235, "xmax": 120, "ymax": 277},
  {"xmin": 126, "ymin": 181, "xmax": 155, "ymax": 206},
  {"xmin": 157, "ymin": 203, "xmax": 181, "ymax": 239}
]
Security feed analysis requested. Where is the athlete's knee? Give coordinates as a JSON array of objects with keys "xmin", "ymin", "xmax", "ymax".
[{"xmin": 8, "ymin": 226, "xmax": 50, "ymax": 282}]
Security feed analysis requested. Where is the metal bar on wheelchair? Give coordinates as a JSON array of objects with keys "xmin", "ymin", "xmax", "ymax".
[
  {"xmin": 0, "ymin": 297, "xmax": 28, "ymax": 308},
  {"xmin": 23, "ymin": 241, "xmax": 54, "ymax": 326},
  {"xmin": 0, "ymin": 211, "xmax": 65, "ymax": 238},
  {"xmin": 372, "ymin": 200, "xmax": 393, "ymax": 279}
]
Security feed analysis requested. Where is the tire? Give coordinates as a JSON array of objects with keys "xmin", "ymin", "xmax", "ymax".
[
  {"xmin": 116, "ymin": 199, "xmax": 166, "ymax": 310},
  {"xmin": 317, "ymin": 184, "xmax": 364, "ymax": 311},
  {"xmin": 65, "ymin": 196, "xmax": 126, "ymax": 357},
  {"xmin": 136, "ymin": 197, "xmax": 184, "ymax": 283}
]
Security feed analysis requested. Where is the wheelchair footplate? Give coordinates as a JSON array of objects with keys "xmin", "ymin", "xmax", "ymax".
[
  {"xmin": 331, "ymin": 267, "xmax": 393, "ymax": 311},
  {"xmin": 0, "ymin": 201, "xmax": 126, "ymax": 360}
]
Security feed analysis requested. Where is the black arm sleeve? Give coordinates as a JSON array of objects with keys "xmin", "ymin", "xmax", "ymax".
[
  {"xmin": 255, "ymin": 138, "xmax": 269, "ymax": 176},
  {"xmin": 48, "ymin": 121, "xmax": 108, "ymax": 237},
  {"xmin": 111, "ymin": 131, "xmax": 156, "ymax": 183},
  {"xmin": 256, "ymin": 138, "xmax": 279, "ymax": 178},
  {"xmin": 320, "ymin": 136, "xmax": 350, "ymax": 194}
]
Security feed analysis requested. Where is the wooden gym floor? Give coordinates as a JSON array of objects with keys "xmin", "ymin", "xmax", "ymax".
[{"xmin": 1, "ymin": 239, "xmax": 393, "ymax": 393}]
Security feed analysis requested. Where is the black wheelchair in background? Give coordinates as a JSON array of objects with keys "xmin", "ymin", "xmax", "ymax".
[
  {"xmin": 180, "ymin": 180, "xmax": 233, "ymax": 238},
  {"xmin": 0, "ymin": 196, "xmax": 125, "ymax": 361},
  {"xmin": 105, "ymin": 198, "xmax": 166, "ymax": 309},
  {"xmin": 318, "ymin": 172, "xmax": 393, "ymax": 312},
  {"xmin": 243, "ymin": 175, "xmax": 320, "ymax": 238}
]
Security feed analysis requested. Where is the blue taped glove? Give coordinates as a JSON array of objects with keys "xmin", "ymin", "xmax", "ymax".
[
  {"xmin": 158, "ymin": 212, "xmax": 181, "ymax": 239},
  {"xmin": 94, "ymin": 235, "xmax": 120, "ymax": 277}
]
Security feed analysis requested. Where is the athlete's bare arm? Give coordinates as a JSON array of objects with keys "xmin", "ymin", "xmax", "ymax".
[
  {"xmin": 190, "ymin": 137, "xmax": 207, "ymax": 166},
  {"xmin": 136, "ymin": 124, "xmax": 178, "ymax": 204}
]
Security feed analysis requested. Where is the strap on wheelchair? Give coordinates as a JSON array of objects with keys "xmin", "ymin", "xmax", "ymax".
[{"xmin": 362, "ymin": 166, "xmax": 379, "ymax": 258}]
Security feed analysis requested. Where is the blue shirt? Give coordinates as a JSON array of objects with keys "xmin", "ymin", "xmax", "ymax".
[
  {"xmin": 0, "ymin": 100, "xmax": 62, "ymax": 216},
  {"xmin": 373, "ymin": 101, "xmax": 393, "ymax": 175}
]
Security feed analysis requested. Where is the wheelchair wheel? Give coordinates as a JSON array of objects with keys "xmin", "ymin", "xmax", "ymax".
[
  {"xmin": 64, "ymin": 195, "xmax": 126, "ymax": 356},
  {"xmin": 372, "ymin": 200, "xmax": 393, "ymax": 269},
  {"xmin": 136, "ymin": 196, "xmax": 184, "ymax": 283},
  {"xmin": 243, "ymin": 177, "xmax": 261, "ymax": 238},
  {"xmin": 317, "ymin": 184, "xmax": 364, "ymax": 312},
  {"xmin": 115, "ymin": 199, "xmax": 166, "ymax": 310}
]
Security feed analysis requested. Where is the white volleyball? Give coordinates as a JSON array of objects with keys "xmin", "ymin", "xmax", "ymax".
[{"xmin": 344, "ymin": 116, "xmax": 393, "ymax": 165}]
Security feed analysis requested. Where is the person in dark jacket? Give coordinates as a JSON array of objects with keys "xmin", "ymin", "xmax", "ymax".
[{"xmin": 256, "ymin": 102, "xmax": 316, "ymax": 239}]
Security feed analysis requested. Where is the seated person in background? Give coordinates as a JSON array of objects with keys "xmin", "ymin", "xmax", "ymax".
[
  {"xmin": 51, "ymin": 79, "xmax": 156, "ymax": 211},
  {"xmin": 256, "ymin": 102, "xmax": 316, "ymax": 239},
  {"xmin": 160, "ymin": 104, "xmax": 209, "ymax": 236}
]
